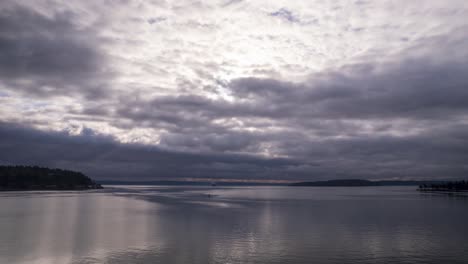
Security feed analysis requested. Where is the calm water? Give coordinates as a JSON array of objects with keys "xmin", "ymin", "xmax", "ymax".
[{"xmin": 0, "ymin": 186, "xmax": 467, "ymax": 264}]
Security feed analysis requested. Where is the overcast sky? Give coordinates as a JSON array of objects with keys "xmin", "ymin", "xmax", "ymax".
[{"xmin": 1, "ymin": 0, "xmax": 468, "ymax": 181}]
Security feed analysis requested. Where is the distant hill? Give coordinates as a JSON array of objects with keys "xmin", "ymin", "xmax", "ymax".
[
  {"xmin": 0, "ymin": 166, "xmax": 103, "ymax": 191},
  {"xmin": 290, "ymin": 179, "xmax": 378, "ymax": 187},
  {"xmin": 99, "ymin": 180, "xmax": 284, "ymax": 186},
  {"xmin": 289, "ymin": 179, "xmax": 446, "ymax": 187}
]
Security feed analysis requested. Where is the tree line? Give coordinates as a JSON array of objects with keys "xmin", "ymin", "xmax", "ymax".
[{"xmin": 0, "ymin": 165, "xmax": 102, "ymax": 190}]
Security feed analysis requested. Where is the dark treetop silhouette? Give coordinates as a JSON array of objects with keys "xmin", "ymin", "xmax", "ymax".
[{"xmin": 0, "ymin": 166, "xmax": 102, "ymax": 191}]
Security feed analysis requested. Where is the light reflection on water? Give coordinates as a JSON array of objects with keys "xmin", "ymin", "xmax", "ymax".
[{"xmin": 0, "ymin": 186, "xmax": 467, "ymax": 264}]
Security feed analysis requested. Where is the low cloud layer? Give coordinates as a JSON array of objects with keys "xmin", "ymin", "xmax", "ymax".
[
  {"xmin": 0, "ymin": 122, "xmax": 298, "ymax": 180},
  {"xmin": 1, "ymin": 0, "xmax": 468, "ymax": 181}
]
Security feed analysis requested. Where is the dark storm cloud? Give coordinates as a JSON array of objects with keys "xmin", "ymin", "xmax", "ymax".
[
  {"xmin": 228, "ymin": 60, "xmax": 468, "ymax": 121},
  {"xmin": 1, "ymin": 118, "xmax": 467, "ymax": 181},
  {"xmin": 0, "ymin": 4, "xmax": 108, "ymax": 98},
  {"xmin": 0, "ymin": 122, "xmax": 298, "ymax": 180},
  {"xmin": 225, "ymin": 28, "xmax": 468, "ymax": 122},
  {"xmin": 106, "ymin": 95, "xmax": 263, "ymax": 153},
  {"xmin": 281, "ymin": 124, "xmax": 468, "ymax": 179}
]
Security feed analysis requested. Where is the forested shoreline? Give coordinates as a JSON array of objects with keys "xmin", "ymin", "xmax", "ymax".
[{"xmin": 0, "ymin": 166, "xmax": 102, "ymax": 191}]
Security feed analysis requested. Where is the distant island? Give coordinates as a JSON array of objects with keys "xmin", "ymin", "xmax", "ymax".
[
  {"xmin": 418, "ymin": 181, "xmax": 468, "ymax": 192},
  {"xmin": 0, "ymin": 166, "xmax": 103, "ymax": 191},
  {"xmin": 289, "ymin": 179, "xmax": 447, "ymax": 187},
  {"xmin": 290, "ymin": 179, "xmax": 378, "ymax": 187}
]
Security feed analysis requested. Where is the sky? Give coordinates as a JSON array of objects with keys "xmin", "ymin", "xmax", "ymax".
[{"xmin": 1, "ymin": 0, "xmax": 468, "ymax": 181}]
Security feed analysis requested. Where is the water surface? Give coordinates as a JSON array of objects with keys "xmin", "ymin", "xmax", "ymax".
[{"xmin": 0, "ymin": 186, "xmax": 467, "ymax": 264}]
